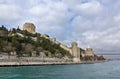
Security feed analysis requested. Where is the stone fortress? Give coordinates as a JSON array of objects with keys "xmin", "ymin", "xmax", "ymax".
[
  {"xmin": 23, "ymin": 22, "xmax": 95, "ymax": 62},
  {"xmin": 23, "ymin": 23, "xmax": 36, "ymax": 33}
]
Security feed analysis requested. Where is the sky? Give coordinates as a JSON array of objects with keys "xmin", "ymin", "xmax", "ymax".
[{"xmin": 0, "ymin": 0, "xmax": 120, "ymax": 54}]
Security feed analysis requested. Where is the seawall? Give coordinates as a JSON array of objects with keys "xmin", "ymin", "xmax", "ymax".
[{"xmin": 0, "ymin": 57, "xmax": 107, "ymax": 67}]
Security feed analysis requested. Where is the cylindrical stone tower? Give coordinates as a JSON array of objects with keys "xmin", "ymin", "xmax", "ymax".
[
  {"xmin": 23, "ymin": 22, "xmax": 36, "ymax": 33},
  {"xmin": 71, "ymin": 42, "xmax": 80, "ymax": 62}
]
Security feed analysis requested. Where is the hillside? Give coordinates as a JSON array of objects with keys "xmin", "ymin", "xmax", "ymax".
[{"xmin": 0, "ymin": 26, "xmax": 71, "ymax": 58}]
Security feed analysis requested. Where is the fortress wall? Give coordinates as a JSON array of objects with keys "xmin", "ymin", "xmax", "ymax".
[
  {"xmin": 60, "ymin": 44, "xmax": 71, "ymax": 52},
  {"xmin": 21, "ymin": 22, "xmax": 96, "ymax": 63},
  {"xmin": 50, "ymin": 38, "xmax": 70, "ymax": 52}
]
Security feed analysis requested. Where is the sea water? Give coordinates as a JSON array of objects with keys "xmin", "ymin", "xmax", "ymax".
[{"xmin": 0, "ymin": 57, "xmax": 120, "ymax": 79}]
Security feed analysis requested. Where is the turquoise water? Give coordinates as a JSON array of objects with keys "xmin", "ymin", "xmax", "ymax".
[{"xmin": 0, "ymin": 60, "xmax": 120, "ymax": 79}]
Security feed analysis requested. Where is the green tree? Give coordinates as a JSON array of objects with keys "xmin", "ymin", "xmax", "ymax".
[
  {"xmin": 0, "ymin": 39, "xmax": 3, "ymax": 51},
  {"xmin": 12, "ymin": 28, "xmax": 17, "ymax": 33},
  {"xmin": 12, "ymin": 38, "xmax": 22, "ymax": 57},
  {"xmin": 36, "ymin": 33, "xmax": 41, "ymax": 44},
  {"xmin": 3, "ymin": 43, "xmax": 15, "ymax": 59}
]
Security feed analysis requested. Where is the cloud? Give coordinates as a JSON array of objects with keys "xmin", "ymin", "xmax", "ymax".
[
  {"xmin": 114, "ymin": 15, "xmax": 120, "ymax": 22},
  {"xmin": 0, "ymin": 0, "xmax": 120, "ymax": 54},
  {"xmin": 0, "ymin": 4, "xmax": 22, "ymax": 22},
  {"xmin": 28, "ymin": 0, "xmax": 72, "ymax": 37},
  {"xmin": 74, "ymin": 1, "xmax": 103, "ymax": 16},
  {"xmin": 29, "ymin": 5, "xmax": 49, "ymax": 17}
]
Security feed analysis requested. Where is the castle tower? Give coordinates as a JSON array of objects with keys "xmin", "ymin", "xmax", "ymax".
[
  {"xmin": 71, "ymin": 42, "xmax": 80, "ymax": 62},
  {"xmin": 23, "ymin": 22, "xmax": 36, "ymax": 33},
  {"xmin": 85, "ymin": 48, "xmax": 94, "ymax": 57}
]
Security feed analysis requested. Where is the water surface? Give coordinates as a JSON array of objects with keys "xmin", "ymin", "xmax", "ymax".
[{"xmin": 0, "ymin": 59, "xmax": 120, "ymax": 79}]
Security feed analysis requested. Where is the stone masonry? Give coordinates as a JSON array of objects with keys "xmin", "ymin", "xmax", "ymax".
[
  {"xmin": 22, "ymin": 22, "xmax": 95, "ymax": 62},
  {"xmin": 23, "ymin": 22, "xmax": 36, "ymax": 33}
]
